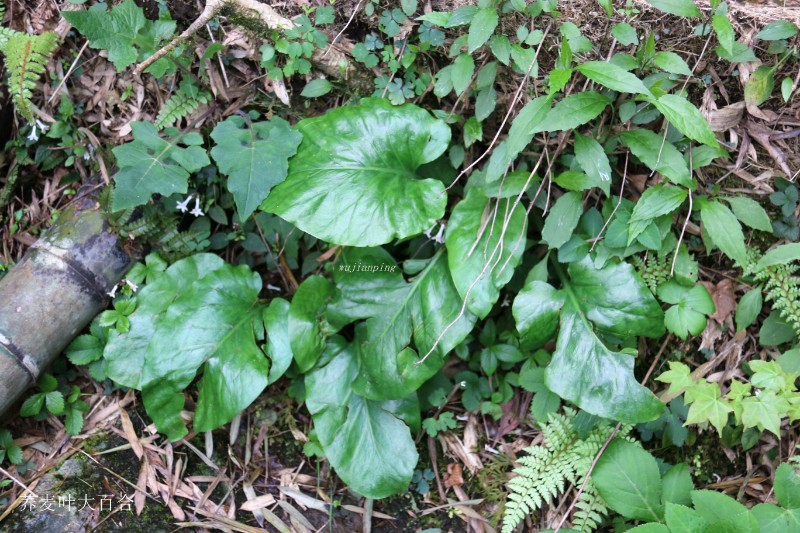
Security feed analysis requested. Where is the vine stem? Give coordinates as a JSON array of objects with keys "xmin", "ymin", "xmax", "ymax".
[{"xmin": 553, "ymin": 334, "xmax": 672, "ymax": 532}]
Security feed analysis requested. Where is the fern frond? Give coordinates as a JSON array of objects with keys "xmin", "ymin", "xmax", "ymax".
[
  {"xmin": 155, "ymin": 85, "xmax": 211, "ymax": 129},
  {"xmin": 2, "ymin": 31, "xmax": 58, "ymax": 122},
  {"xmin": 757, "ymin": 263, "xmax": 800, "ymax": 338},
  {"xmin": 501, "ymin": 409, "xmax": 632, "ymax": 533}
]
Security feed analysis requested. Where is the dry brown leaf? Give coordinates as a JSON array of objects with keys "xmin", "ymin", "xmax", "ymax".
[
  {"xmin": 444, "ymin": 463, "xmax": 464, "ymax": 488},
  {"xmin": 703, "ymin": 279, "xmax": 736, "ymax": 326},
  {"xmin": 118, "ymin": 407, "xmax": 144, "ymax": 459},
  {"xmin": 240, "ymin": 492, "xmax": 276, "ymax": 512}
]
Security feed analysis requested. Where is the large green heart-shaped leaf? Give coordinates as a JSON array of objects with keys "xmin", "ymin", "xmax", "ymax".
[
  {"xmin": 305, "ymin": 337, "xmax": 419, "ymax": 499},
  {"xmin": 514, "ymin": 256, "xmax": 664, "ymax": 423},
  {"xmin": 104, "ymin": 254, "xmax": 270, "ymax": 440},
  {"xmin": 445, "ymin": 188, "xmax": 527, "ymax": 318},
  {"xmin": 326, "ymin": 247, "xmax": 476, "ymax": 400},
  {"xmin": 594, "ymin": 439, "xmax": 664, "ymax": 522},
  {"xmin": 263, "ymin": 98, "xmax": 451, "ymax": 246}
]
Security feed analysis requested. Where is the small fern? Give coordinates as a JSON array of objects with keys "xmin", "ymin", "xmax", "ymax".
[
  {"xmin": 155, "ymin": 80, "xmax": 211, "ymax": 129},
  {"xmin": 632, "ymin": 253, "xmax": 669, "ymax": 294},
  {"xmin": 0, "ymin": 6, "xmax": 58, "ymax": 123},
  {"xmin": 502, "ymin": 408, "xmax": 633, "ymax": 533},
  {"xmin": 757, "ymin": 262, "xmax": 800, "ymax": 338}
]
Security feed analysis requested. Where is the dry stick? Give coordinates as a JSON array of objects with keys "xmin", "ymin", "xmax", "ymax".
[
  {"xmin": 325, "ymin": 0, "xmax": 362, "ymax": 56},
  {"xmin": 445, "ymin": 21, "xmax": 552, "ymax": 193},
  {"xmin": 553, "ymin": 335, "xmax": 672, "ymax": 533},
  {"xmin": 48, "ymin": 41, "xmax": 88, "ymax": 104}
]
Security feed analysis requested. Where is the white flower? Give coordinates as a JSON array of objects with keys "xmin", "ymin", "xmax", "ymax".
[
  {"xmin": 107, "ymin": 284, "xmax": 119, "ymax": 298},
  {"xmin": 124, "ymin": 279, "xmax": 138, "ymax": 292},
  {"xmin": 190, "ymin": 196, "xmax": 204, "ymax": 217},
  {"xmin": 35, "ymin": 119, "xmax": 49, "ymax": 133},
  {"xmin": 266, "ymin": 283, "xmax": 281, "ymax": 291},
  {"xmin": 27, "ymin": 124, "xmax": 38, "ymax": 142},
  {"xmin": 432, "ymin": 222, "xmax": 446, "ymax": 244},
  {"xmin": 176, "ymin": 194, "xmax": 193, "ymax": 213}
]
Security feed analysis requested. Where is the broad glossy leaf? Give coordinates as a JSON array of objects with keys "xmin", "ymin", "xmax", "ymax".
[
  {"xmin": 289, "ymin": 276, "xmax": 334, "ymax": 373},
  {"xmin": 210, "ymin": 115, "xmax": 302, "ymax": 220},
  {"xmin": 700, "ymin": 200, "xmax": 747, "ymax": 266},
  {"xmin": 452, "ymin": 53, "xmax": 475, "ymax": 94},
  {"xmin": 535, "ymin": 91, "xmax": 611, "ymax": 132},
  {"xmin": 662, "ymin": 464, "xmax": 693, "ymax": 507},
  {"xmin": 753, "ymin": 503, "xmax": 800, "ymax": 533},
  {"xmin": 263, "ymin": 98, "xmax": 450, "ymax": 246},
  {"xmin": 594, "ymin": 439, "xmax": 663, "ymax": 522},
  {"xmin": 263, "ymin": 298, "xmax": 293, "ymax": 384},
  {"xmin": 736, "ymin": 288, "xmax": 763, "ymax": 332},
  {"xmin": 545, "ymin": 307, "xmax": 664, "ymax": 423},
  {"xmin": 513, "ymin": 281, "xmax": 565, "ymax": 349},
  {"xmin": 576, "ymin": 61, "xmax": 651, "ymax": 95},
  {"xmin": 567, "ymin": 256, "xmax": 666, "ymax": 339},
  {"xmin": 112, "ymin": 122, "xmax": 209, "ymax": 211},
  {"xmin": 620, "ymin": 129, "xmax": 691, "ymax": 186},
  {"xmin": 328, "ymin": 248, "xmax": 476, "ymax": 400},
  {"xmin": 104, "ymin": 254, "xmax": 269, "ymax": 440},
  {"xmin": 305, "ymin": 338, "xmax": 418, "ymax": 498},
  {"xmin": 652, "ymin": 94, "xmax": 718, "ymax": 147},
  {"xmin": 446, "ymin": 188, "xmax": 527, "ymax": 318}
]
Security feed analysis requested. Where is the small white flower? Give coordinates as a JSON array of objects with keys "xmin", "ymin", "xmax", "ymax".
[
  {"xmin": 432, "ymin": 222, "xmax": 446, "ymax": 244},
  {"xmin": 27, "ymin": 124, "xmax": 38, "ymax": 142},
  {"xmin": 190, "ymin": 196, "xmax": 204, "ymax": 217},
  {"xmin": 107, "ymin": 284, "xmax": 119, "ymax": 298},
  {"xmin": 266, "ymin": 283, "xmax": 281, "ymax": 292},
  {"xmin": 176, "ymin": 194, "xmax": 193, "ymax": 213},
  {"xmin": 124, "ymin": 279, "xmax": 138, "ymax": 292},
  {"xmin": 35, "ymin": 119, "xmax": 49, "ymax": 133}
]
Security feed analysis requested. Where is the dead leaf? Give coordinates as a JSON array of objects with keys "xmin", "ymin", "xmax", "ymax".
[
  {"xmin": 444, "ymin": 463, "xmax": 464, "ymax": 488},
  {"xmin": 703, "ymin": 279, "xmax": 736, "ymax": 326}
]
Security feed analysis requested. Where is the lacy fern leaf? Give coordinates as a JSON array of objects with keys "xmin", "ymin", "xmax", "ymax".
[
  {"xmin": 502, "ymin": 408, "xmax": 632, "ymax": 533},
  {"xmin": 0, "ymin": 9, "xmax": 58, "ymax": 122},
  {"xmin": 155, "ymin": 81, "xmax": 211, "ymax": 129}
]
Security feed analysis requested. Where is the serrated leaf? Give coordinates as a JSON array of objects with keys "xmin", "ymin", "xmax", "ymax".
[
  {"xmin": 66, "ymin": 335, "xmax": 104, "ymax": 365},
  {"xmin": 535, "ymin": 91, "xmax": 611, "ymax": 132},
  {"xmin": 104, "ymin": 254, "xmax": 270, "ymax": 440},
  {"xmin": 741, "ymin": 392, "xmax": 787, "ymax": 436},
  {"xmin": 652, "ymin": 94, "xmax": 718, "ymax": 147},
  {"xmin": 654, "ymin": 51, "xmax": 693, "ymax": 76},
  {"xmin": 645, "ymin": 0, "xmax": 701, "ymax": 17},
  {"xmin": 724, "ymin": 196, "xmax": 772, "ymax": 233},
  {"xmin": 684, "ymin": 382, "xmax": 732, "ymax": 434},
  {"xmin": 63, "ymin": 0, "xmax": 146, "ymax": 70},
  {"xmin": 757, "ymin": 20, "xmax": 799, "ymax": 40},
  {"xmin": 594, "ymin": 439, "xmax": 664, "ymax": 522},
  {"xmin": 700, "ymin": 200, "xmax": 747, "ymax": 266},
  {"xmin": 484, "ymin": 95, "xmax": 552, "ymax": 183},
  {"xmin": 305, "ymin": 338, "xmax": 418, "ymax": 499},
  {"xmin": 775, "ymin": 463, "xmax": 800, "ymax": 509},
  {"xmin": 735, "ymin": 288, "xmax": 763, "ymax": 332},
  {"xmin": 263, "ymin": 98, "xmax": 450, "ymax": 246},
  {"xmin": 620, "ymin": 129, "xmax": 691, "ymax": 186},
  {"xmin": 713, "ymin": 15, "xmax": 736, "ymax": 55},
  {"xmin": 45, "ymin": 391, "xmax": 65, "ymax": 415},
  {"xmin": 300, "ymin": 78, "xmax": 333, "ymax": 97},
  {"xmin": 210, "ymin": 116, "xmax": 302, "ymax": 221},
  {"xmin": 112, "ymin": 122, "xmax": 209, "ymax": 211},
  {"xmin": 665, "ymin": 502, "xmax": 707, "ymax": 533},
  {"xmin": 542, "ymin": 191, "xmax": 583, "ymax": 249},
  {"xmin": 20, "ymin": 393, "xmax": 44, "ymax": 417},
  {"xmin": 658, "ymin": 281, "xmax": 714, "ymax": 339},
  {"xmin": 576, "ymin": 61, "xmax": 651, "ymax": 95},
  {"xmin": 452, "ymin": 53, "xmax": 475, "ymax": 95},
  {"xmin": 628, "ymin": 186, "xmax": 688, "ymax": 243},
  {"xmin": 65, "ymin": 406, "xmax": 85, "ymax": 436},
  {"xmin": 692, "ymin": 490, "xmax": 759, "ymax": 532},
  {"xmin": 573, "ymin": 133, "xmax": 612, "ymax": 195},
  {"xmin": 445, "ymin": 189, "xmax": 527, "ymax": 318},
  {"xmin": 662, "ymin": 464, "xmax": 694, "ymax": 507},
  {"xmin": 467, "ymin": 7, "xmax": 498, "ymax": 53}
]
